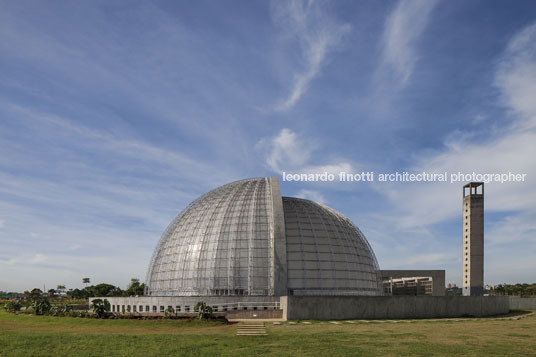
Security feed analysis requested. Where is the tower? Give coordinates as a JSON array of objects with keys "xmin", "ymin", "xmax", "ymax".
[{"xmin": 462, "ymin": 182, "xmax": 484, "ymax": 296}]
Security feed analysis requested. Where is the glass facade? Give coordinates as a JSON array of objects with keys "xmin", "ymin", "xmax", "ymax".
[{"xmin": 146, "ymin": 178, "xmax": 275, "ymax": 296}]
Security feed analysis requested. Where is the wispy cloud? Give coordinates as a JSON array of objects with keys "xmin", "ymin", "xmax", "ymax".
[
  {"xmin": 272, "ymin": 0, "xmax": 350, "ymax": 111},
  {"xmin": 374, "ymin": 20, "xmax": 536, "ymax": 236},
  {"xmin": 495, "ymin": 23, "xmax": 536, "ymax": 129},
  {"xmin": 2, "ymin": 253, "xmax": 47, "ymax": 266},
  {"xmin": 257, "ymin": 128, "xmax": 354, "ymax": 175},
  {"xmin": 376, "ymin": 0, "xmax": 438, "ymax": 89}
]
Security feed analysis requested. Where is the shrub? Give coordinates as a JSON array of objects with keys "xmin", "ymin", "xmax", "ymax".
[
  {"xmin": 90, "ymin": 299, "xmax": 111, "ymax": 318},
  {"xmin": 194, "ymin": 301, "xmax": 213, "ymax": 320},
  {"xmin": 33, "ymin": 299, "xmax": 52, "ymax": 315},
  {"xmin": 4, "ymin": 301, "xmax": 22, "ymax": 312}
]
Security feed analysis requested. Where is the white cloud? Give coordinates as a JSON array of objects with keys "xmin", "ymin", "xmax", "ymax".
[
  {"xmin": 363, "ymin": 21, "xmax": 536, "ymax": 284},
  {"xmin": 487, "ymin": 213, "xmax": 536, "ymax": 246},
  {"xmin": 0, "ymin": 219, "xmax": 4, "ymax": 229},
  {"xmin": 272, "ymin": 0, "xmax": 350, "ymax": 111},
  {"xmin": 377, "ymin": 0, "xmax": 438, "ymax": 88},
  {"xmin": 296, "ymin": 189, "xmax": 327, "ymax": 205},
  {"xmin": 259, "ymin": 128, "xmax": 314, "ymax": 172},
  {"xmin": 1, "ymin": 253, "xmax": 47, "ymax": 266},
  {"xmin": 257, "ymin": 128, "xmax": 354, "ymax": 175},
  {"xmin": 495, "ymin": 23, "xmax": 536, "ymax": 128},
  {"xmin": 375, "ymin": 21, "xmax": 536, "ymax": 238}
]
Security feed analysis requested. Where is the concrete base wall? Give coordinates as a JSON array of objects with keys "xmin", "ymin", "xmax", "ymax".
[
  {"xmin": 226, "ymin": 309, "xmax": 283, "ymax": 319},
  {"xmin": 509, "ymin": 297, "xmax": 536, "ymax": 310},
  {"xmin": 89, "ymin": 296, "xmax": 280, "ymax": 315},
  {"xmin": 286, "ymin": 296, "xmax": 509, "ymax": 320}
]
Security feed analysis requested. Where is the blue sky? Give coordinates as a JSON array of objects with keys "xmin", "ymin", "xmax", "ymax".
[{"xmin": 1, "ymin": 0, "xmax": 535, "ymax": 292}]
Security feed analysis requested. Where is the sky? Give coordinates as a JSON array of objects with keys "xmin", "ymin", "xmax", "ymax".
[{"xmin": 1, "ymin": 0, "xmax": 535, "ymax": 292}]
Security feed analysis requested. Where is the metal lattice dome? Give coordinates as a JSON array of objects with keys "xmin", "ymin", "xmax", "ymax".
[{"xmin": 145, "ymin": 177, "xmax": 382, "ymax": 297}]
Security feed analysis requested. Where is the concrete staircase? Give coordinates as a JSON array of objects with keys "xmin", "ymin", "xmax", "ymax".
[{"xmin": 236, "ymin": 322, "xmax": 267, "ymax": 336}]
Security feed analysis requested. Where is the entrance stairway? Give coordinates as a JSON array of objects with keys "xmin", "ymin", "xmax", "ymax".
[{"xmin": 236, "ymin": 322, "xmax": 267, "ymax": 336}]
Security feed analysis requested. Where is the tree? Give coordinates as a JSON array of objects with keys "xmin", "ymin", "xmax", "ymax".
[
  {"xmin": 194, "ymin": 301, "xmax": 213, "ymax": 320},
  {"xmin": 56, "ymin": 285, "xmax": 66, "ymax": 294},
  {"xmin": 66, "ymin": 288, "xmax": 88, "ymax": 299},
  {"xmin": 126, "ymin": 278, "xmax": 145, "ymax": 296},
  {"xmin": 83, "ymin": 278, "xmax": 90, "ymax": 286},
  {"xmin": 29, "ymin": 288, "xmax": 43, "ymax": 301},
  {"xmin": 90, "ymin": 298, "xmax": 110, "ymax": 318},
  {"xmin": 33, "ymin": 299, "xmax": 51, "ymax": 315},
  {"xmin": 48, "ymin": 289, "xmax": 56, "ymax": 298}
]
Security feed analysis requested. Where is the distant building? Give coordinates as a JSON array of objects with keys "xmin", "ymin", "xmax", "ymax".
[
  {"xmin": 380, "ymin": 270, "xmax": 445, "ymax": 296},
  {"xmin": 462, "ymin": 182, "xmax": 484, "ymax": 296}
]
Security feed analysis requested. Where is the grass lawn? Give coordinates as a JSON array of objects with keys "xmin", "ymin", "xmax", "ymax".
[{"xmin": 0, "ymin": 310, "xmax": 535, "ymax": 356}]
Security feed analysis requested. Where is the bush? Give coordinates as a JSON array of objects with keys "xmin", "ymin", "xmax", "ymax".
[
  {"xmin": 90, "ymin": 299, "xmax": 110, "ymax": 318},
  {"xmin": 33, "ymin": 299, "xmax": 51, "ymax": 315},
  {"xmin": 4, "ymin": 301, "xmax": 22, "ymax": 312}
]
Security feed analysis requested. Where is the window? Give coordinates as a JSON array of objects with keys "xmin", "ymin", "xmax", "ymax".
[
  {"xmin": 160, "ymin": 306, "xmax": 165, "ymax": 313},
  {"xmin": 146, "ymin": 305, "xmax": 150, "ymax": 312},
  {"xmin": 176, "ymin": 306, "xmax": 181, "ymax": 312},
  {"xmin": 112, "ymin": 305, "xmax": 115, "ymax": 312},
  {"xmin": 133, "ymin": 305, "xmax": 137, "ymax": 312},
  {"xmin": 153, "ymin": 306, "xmax": 157, "ymax": 312},
  {"xmin": 185, "ymin": 306, "xmax": 190, "ymax": 312},
  {"xmin": 139, "ymin": 305, "xmax": 143, "ymax": 312}
]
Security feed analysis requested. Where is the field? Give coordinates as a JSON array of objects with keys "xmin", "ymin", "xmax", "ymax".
[{"xmin": 0, "ymin": 310, "xmax": 535, "ymax": 356}]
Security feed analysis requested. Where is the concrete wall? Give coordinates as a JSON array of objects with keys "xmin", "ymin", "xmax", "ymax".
[
  {"xmin": 509, "ymin": 297, "xmax": 536, "ymax": 310},
  {"xmin": 379, "ymin": 270, "xmax": 446, "ymax": 296},
  {"xmin": 226, "ymin": 309, "xmax": 283, "ymax": 320},
  {"xmin": 286, "ymin": 296, "xmax": 509, "ymax": 320}
]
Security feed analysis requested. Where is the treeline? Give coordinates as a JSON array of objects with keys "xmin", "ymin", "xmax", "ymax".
[
  {"xmin": 16, "ymin": 278, "xmax": 145, "ymax": 300},
  {"xmin": 65, "ymin": 280, "xmax": 145, "ymax": 299},
  {"xmin": 491, "ymin": 283, "xmax": 536, "ymax": 297}
]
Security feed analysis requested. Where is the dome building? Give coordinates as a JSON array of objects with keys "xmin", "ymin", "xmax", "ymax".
[
  {"xmin": 145, "ymin": 177, "xmax": 382, "ymax": 298},
  {"xmin": 92, "ymin": 178, "xmax": 510, "ymax": 320}
]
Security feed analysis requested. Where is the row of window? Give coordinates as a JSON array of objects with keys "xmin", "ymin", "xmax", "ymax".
[{"xmin": 110, "ymin": 304, "xmax": 276, "ymax": 313}]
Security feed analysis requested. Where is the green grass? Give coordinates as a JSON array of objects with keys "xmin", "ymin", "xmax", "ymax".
[{"xmin": 1, "ymin": 310, "xmax": 535, "ymax": 356}]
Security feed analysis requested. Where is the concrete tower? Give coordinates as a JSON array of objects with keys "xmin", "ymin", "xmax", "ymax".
[{"xmin": 462, "ymin": 182, "xmax": 484, "ymax": 296}]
